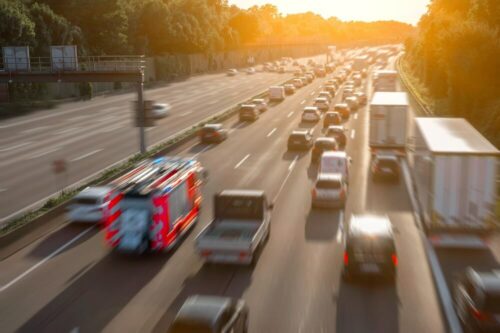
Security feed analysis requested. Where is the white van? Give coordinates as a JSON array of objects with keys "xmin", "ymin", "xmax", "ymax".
[
  {"xmin": 268, "ymin": 86, "xmax": 285, "ymax": 101},
  {"xmin": 319, "ymin": 151, "xmax": 351, "ymax": 181}
]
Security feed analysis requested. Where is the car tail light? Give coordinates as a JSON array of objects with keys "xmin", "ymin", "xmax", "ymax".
[
  {"xmin": 343, "ymin": 252, "xmax": 349, "ymax": 266},
  {"xmin": 239, "ymin": 251, "xmax": 250, "ymax": 260},
  {"xmin": 201, "ymin": 250, "xmax": 212, "ymax": 257},
  {"xmin": 391, "ymin": 254, "xmax": 398, "ymax": 266},
  {"xmin": 471, "ymin": 308, "xmax": 492, "ymax": 321}
]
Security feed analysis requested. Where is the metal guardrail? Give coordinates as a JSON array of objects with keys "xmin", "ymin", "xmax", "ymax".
[
  {"xmin": 0, "ymin": 55, "xmax": 146, "ymax": 73},
  {"xmin": 396, "ymin": 54, "xmax": 433, "ymax": 116}
]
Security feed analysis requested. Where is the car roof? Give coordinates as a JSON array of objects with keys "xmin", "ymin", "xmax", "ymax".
[
  {"xmin": 219, "ymin": 189, "xmax": 265, "ymax": 197},
  {"xmin": 317, "ymin": 172, "xmax": 343, "ymax": 182},
  {"xmin": 291, "ymin": 130, "xmax": 310, "ymax": 135},
  {"xmin": 334, "ymin": 103, "xmax": 348, "ymax": 108},
  {"xmin": 322, "ymin": 150, "xmax": 347, "ymax": 158},
  {"xmin": 252, "ymin": 98, "xmax": 265, "ymax": 103},
  {"xmin": 203, "ymin": 123, "xmax": 222, "ymax": 130},
  {"xmin": 315, "ymin": 137, "xmax": 336, "ymax": 143},
  {"xmin": 345, "ymin": 96, "xmax": 357, "ymax": 101},
  {"xmin": 304, "ymin": 106, "xmax": 319, "ymax": 111},
  {"xmin": 375, "ymin": 154, "xmax": 398, "ymax": 161},
  {"xmin": 75, "ymin": 186, "xmax": 112, "ymax": 199},
  {"xmin": 349, "ymin": 214, "xmax": 393, "ymax": 237},
  {"xmin": 327, "ymin": 125, "xmax": 345, "ymax": 131},
  {"xmin": 315, "ymin": 97, "xmax": 328, "ymax": 102},
  {"xmin": 175, "ymin": 295, "xmax": 232, "ymax": 327},
  {"xmin": 241, "ymin": 104, "xmax": 256, "ymax": 108}
]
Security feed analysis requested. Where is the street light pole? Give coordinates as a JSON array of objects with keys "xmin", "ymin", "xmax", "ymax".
[{"xmin": 137, "ymin": 81, "xmax": 146, "ymax": 153}]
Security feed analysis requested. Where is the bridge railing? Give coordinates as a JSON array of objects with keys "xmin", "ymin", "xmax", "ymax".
[{"xmin": 0, "ymin": 55, "xmax": 146, "ymax": 73}]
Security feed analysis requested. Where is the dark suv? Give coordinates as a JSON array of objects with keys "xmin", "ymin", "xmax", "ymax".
[
  {"xmin": 371, "ymin": 154, "xmax": 400, "ymax": 182},
  {"xmin": 287, "ymin": 130, "xmax": 313, "ymax": 150},
  {"xmin": 453, "ymin": 268, "xmax": 500, "ymax": 332},
  {"xmin": 343, "ymin": 214, "xmax": 398, "ymax": 282},
  {"xmin": 323, "ymin": 112, "xmax": 342, "ymax": 128},
  {"xmin": 311, "ymin": 137, "xmax": 338, "ymax": 164}
]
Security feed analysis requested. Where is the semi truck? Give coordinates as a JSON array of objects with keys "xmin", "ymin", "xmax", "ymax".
[
  {"xmin": 195, "ymin": 190, "xmax": 272, "ymax": 265},
  {"xmin": 373, "ymin": 70, "xmax": 398, "ymax": 91},
  {"xmin": 409, "ymin": 118, "xmax": 500, "ymax": 248},
  {"xmin": 369, "ymin": 92, "xmax": 409, "ymax": 156}
]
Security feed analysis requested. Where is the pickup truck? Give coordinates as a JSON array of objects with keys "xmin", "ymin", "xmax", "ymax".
[{"xmin": 195, "ymin": 190, "xmax": 272, "ymax": 265}]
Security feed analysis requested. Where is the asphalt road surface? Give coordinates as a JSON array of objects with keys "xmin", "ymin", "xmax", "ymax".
[
  {"xmin": 0, "ymin": 55, "xmax": 325, "ymax": 222},
  {"xmin": 0, "ymin": 58, "xmax": 446, "ymax": 333}
]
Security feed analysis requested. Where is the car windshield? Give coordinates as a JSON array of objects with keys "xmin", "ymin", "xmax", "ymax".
[
  {"xmin": 315, "ymin": 141, "xmax": 335, "ymax": 149},
  {"xmin": 350, "ymin": 238, "xmax": 394, "ymax": 262},
  {"xmin": 316, "ymin": 180, "xmax": 341, "ymax": 189},
  {"xmin": 378, "ymin": 159, "xmax": 398, "ymax": 168},
  {"xmin": 290, "ymin": 134, "xmax": 306, "ymax": 141},
  {"xmin": 169, "ymin": 322, "xmax": 213, "ymax": 333},
  {"xmin": 484, "ymin": 294, "xmax": 500, "ymax": 312}
]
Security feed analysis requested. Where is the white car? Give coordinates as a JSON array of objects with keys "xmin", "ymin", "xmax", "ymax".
[
  {"xmin": 246, "ymin": 67, "xmax": 256, "ymax": 75},
  {"xmin": 314, "ymin": 97, "xmax": 330, "ymax": 112},
  {"xmin": 152, "ymin": 103, "xmax": 171, "ymax": 118},
  {"xmin": 311, "ymin": 173, "xmax": 348, "ymax": 209},
  {"xmin": 227, "ymin": 69, "xmax": 238, "ymax": 76},
  {"xmin": 301, "ymin": 106, "xmax": 320, "ymax": 122},
  {"xmin": 318, "ymin": 91, "xmax": 332, "ymax": 102},
  {"xmin": 67, "ymin": 186, "xmax": 113, "ymax": 223},
  {"xmin": 252, "ymin": 98, "xmax": 268, "ymax": 112}
]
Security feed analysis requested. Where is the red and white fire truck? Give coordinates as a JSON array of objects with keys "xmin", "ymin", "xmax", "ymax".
[{"xmin": 104, "ymin": 156, "xmax": 206, "ymax": 253}]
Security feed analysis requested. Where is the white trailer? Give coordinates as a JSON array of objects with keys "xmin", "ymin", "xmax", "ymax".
[
  {"xmin": 369, "ymin": 92, "xmax": 409, "ymax": 155},
  {"xmin": 409, "ymin": 118, "xmax": 499, "ymax": 248}
]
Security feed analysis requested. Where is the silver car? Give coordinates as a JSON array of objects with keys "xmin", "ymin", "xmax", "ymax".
[
  {"xmin": 67, "ymin": 186, "xmax": 113, "ymax": 223},
  {"xmin": 311, "ymin": 173, "xmax": 348, "ymax": 209}
]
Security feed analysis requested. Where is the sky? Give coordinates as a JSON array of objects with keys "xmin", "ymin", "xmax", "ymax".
[{"xmin": 227, "ymin": 0, "xmax": 431, "ymax": 25}]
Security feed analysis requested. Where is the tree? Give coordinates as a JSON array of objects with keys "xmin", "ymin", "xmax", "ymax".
[{"xmin": 0, "ymin": 0, "xmax": 35, "ymax": 46}]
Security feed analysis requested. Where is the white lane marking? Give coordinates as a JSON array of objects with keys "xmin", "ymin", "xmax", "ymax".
[
  {"xmin": 69, "ymin": 115, "xmax": 91, "ymax": 122},
  {"xmin": 54, "ymin": 127, "xmax": 79, "ymax": 136},
  {"xmin": 288, "ymin": 155, "xmax": 298, "ymax": 171},
  {"xmin": 99, "ymin": 124, "xmax": 125, "ymax": 133},
  {"xmin": 0, "ymin": 188, "xmax": 6, "ymax": 193},
  {"xmin": 310, "ymin": 91, "xmax": 315, "ymax": 96},
  {"xmin": 354, "ymin": 113, "xmax": 358, "ymax": 120},
  {"xmin": 336, "ymin": 211, "xmax": 344, "ymax": 243},
  {"xmin": 350, "ymin": 129, "xmax": 356, "ymax": 139},
  {"xmin": 0, "ymin": 226, "xmax": 96, "ymax": 292},
  {"xmin": 70, "ymin": 149, "xmax": 103, "ymax": 162},
  {"xmin": 287, "ymin": 111, "xmax": 294, "ymax": 118},
  {"xmin": 207, "ymin": 100, "xmax": 218, "ymax": 105},
  {"xmin": 300, "ymin": 100, "xmax": 306, "ymax": 105},
  {"xmin": 0, "ymin": 141, "xmax": 32, "ymax": 153},
  {"xmin": 180, "ymin": 111, "xmax": 193, "ymax": 117},
  {"xmin": 26, "ymin": 147, "xmax": 60, "ymax": 160},
  {"xmin": 101, "ymin": 106, "xmax": 120, "ymax": 113},
  {"xmin": 21, "ymin": 126, "xmax": 51, "ymax": 134},
  {"xmin": 146, "ymin": 127, "xmax": 155, "ymax": 132},
  {"xmin": 234, "ymin": 154, "xmax": 250, "ymax": 169},
  {"xmin": 193, "ymin": 144, "xmax": 212, "ymax": 159},
  {"xmin": 266, "ymin": 128, "xmax": 277, "ymax": 138},
  {"xmin": 273, "ymin": 156, "xmax": 299, "ymax": 204}
]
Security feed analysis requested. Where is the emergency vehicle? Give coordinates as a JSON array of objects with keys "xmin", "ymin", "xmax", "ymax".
[{"xmin": 104, "ymin": 156, "xmax": 206, "ymax": 253}]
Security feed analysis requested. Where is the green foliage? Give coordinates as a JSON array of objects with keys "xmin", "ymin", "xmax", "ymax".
[
  {"xmin": 407, "ymin": 0, "xmax": 500, "ymax": 147},
  {"xmin": 0, "ymin": 0, "xmax": 36, "ymax": 46}
]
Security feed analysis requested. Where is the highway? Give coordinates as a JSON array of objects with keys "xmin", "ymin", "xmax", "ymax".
[
  {"xmin": 0, "ymin": 58, "xmax": 446, "ymax": 332},
  {"xmin": 0, "ymin": 56, "xmax": 324, "ymax": 221}
]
